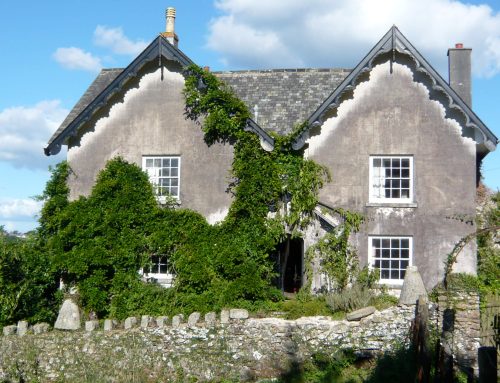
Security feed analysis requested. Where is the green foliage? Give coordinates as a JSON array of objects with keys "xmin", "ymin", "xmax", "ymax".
[
  {"xmin": 0, "ymin": 233, "xmax": 59, "ymax": 326},
  {"xmin": 305, "ymin": 208, "xmax": 365, "ymax": 292},
  {"xmin": 477, "ymin": 191, "xmax": 500, "ymax": 295},
  {"xmin": 281, "ymin": 296, "xmax": 332, "ymax": 319},
  {"xmin": 274, "ymin": 351, "xmax": 369, "ymax": 383},
  {"xmin": 50, "ymin": 157, "xmax": 158, "ymax": 316}
]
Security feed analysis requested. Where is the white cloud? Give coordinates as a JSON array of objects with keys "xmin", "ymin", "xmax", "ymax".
[
  {"xmin": 0, "ymin": 198, "xmax": 42, "ymax": 233},
  {"xmin": 0, "ymin": 198, "xmax": 42, "ymax": 219},
  {"xmin": 208, "ymin": 0, "xmax": 500, "ymax": 77},
  {"xmin": 53, "ymin": 47, "xmax": 102, "ymax": 72},
  {"xmin": 0, "ymin": 100, "xmax": 68, "ymax": 169},
  {"xmin": 94, "ymin": 25, "xmax": 148, "ymax": 55}
]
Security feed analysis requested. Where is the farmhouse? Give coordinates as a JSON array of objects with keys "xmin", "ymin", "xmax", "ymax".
[{"xmin": 45, "ymin": 8, "xmax": 497, "ymax": 292}]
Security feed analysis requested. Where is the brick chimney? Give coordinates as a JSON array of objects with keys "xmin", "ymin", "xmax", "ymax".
[
  {"xmin": 161, "ymin": 7, "xmax": 179, "ymax": 47},
  {"xmin": 448, "ymin": 43, "xmax": 472, "ymax": 107}
]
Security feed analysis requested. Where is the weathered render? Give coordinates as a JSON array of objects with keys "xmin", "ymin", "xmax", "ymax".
[
  {"xmin": 65, "ymin": 63, "xmax": 234, "ymax": 223},
  {"xmin": 305, "ymin": 61, "xmax": 477, "ymax": 289}
]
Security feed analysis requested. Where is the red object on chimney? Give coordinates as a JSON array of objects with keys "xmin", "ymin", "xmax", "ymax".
[{"xmin": 455, "ymin": 43, "xmax": 464, "ymax": 49}]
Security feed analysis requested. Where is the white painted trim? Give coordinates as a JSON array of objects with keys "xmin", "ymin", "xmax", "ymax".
[
  {"xmin": 368, "ymin": 235, "xmax": 413, "ymax": 285},
  {"xmin": 368, "ymin": 155, "xmax": 414, "ymax": 204}
]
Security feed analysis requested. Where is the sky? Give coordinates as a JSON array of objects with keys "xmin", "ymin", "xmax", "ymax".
[{"xmin": 0, "ymin": 0, "xmax": 499, "ymax": 233}]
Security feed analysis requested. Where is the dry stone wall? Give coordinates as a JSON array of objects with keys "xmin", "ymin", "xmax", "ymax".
[{"xmin": 0, "ymin": 306, "xmax": 415, "ymax": 382}]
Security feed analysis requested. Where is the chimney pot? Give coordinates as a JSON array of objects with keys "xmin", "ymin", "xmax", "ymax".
[
  {"xmin": 161, "ymin": 7, "xmax": 179, "ymax": 47},
  {"xmin": 455, "ymin": 43, "xmax": 463, "ymax": 49}
]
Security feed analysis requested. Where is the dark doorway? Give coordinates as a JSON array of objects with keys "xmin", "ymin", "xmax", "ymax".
[{"xmin": 273, "ymin": 237, "xmax": 304, "ymax": 293}]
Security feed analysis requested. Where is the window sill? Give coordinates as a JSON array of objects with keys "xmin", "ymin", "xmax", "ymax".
[{"xmin": 366, "ymin": 202, "xmax": 417, "ymax": 208}]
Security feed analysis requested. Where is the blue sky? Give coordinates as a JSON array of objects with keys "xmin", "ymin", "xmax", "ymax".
[{"xmin": 0, "ymin": 0, "xmax": 499, "ymax": 232}]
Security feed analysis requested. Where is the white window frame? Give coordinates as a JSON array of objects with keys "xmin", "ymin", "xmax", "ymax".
[
  {"xmin": 142, "ymin": 156, "xmax": 181, "ymax": 203},
  {"xmin": 140, "ymin": 255, "xmax": 175, "ymax": 288},
  {"xmin": 368, "ymin": 236, "xmax": 412, "ymax": 285},
  {"xmin": 369, "ymin": 156, "xmax": 413, "ymax": 204}
]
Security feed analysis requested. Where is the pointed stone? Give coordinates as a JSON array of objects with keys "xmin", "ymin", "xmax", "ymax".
[
  {"xmin": 33, "ymin": 323, "xmax": 51, "ymax": 334},
  {"xmin": 17, "ymin": 321, "xmax": 29, "ymax": 336},
  {"xmin": 124, "ymin": 317, "xmax": 138, "ymax": 329},
  {"xmin": 85, "ymin": 320, "xmax": 99, "ymax": 332},
  {"xmin": 156, "ymin": 316, "xmax": 169, "ymax": 328},
  {"xmin": 230, "ymin": 309, "xmax": 249, "ymax": 320},
  {"xmin": 187, "ymin": 312, "xmax": 200, "ymax": 326},
  {"xmin": 3, "ymin": 325, "xmax": 17, "ymax": 336},
  {"xmin": 399, "ymin": 265, "xmax": 428, "ymax": 305},
  {"xmin": 54, "ymin": 298, "xmax": 81, "ymax": 330}
]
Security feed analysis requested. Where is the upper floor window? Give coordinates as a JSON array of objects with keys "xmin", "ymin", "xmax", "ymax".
[
  {"xmin": 368, "ymin": 236, "xmax": 412, "ymax": 285},
  {"xmin": 369, "ymin": 156, "xmax": 413, "ymax": 203},
  {"xmin": 142, "ymin": 156, "xmax": 180, "ymax": 201}
]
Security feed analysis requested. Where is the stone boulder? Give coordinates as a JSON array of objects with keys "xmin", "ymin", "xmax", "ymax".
[
  {"xmin": 54, "ymin": 298, "xmax": 81, "ymax": 330},
  {"xmin": 399, "ymin": 266, "xmax": 427, "ymax": 305}
]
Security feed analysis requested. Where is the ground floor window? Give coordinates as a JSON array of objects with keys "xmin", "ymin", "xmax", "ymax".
[
  {"xmin": 368, "ymin": 236, "xmax": 412, "ymax": 285},
  {"xmin": 140, "ymin": 255, "xmax": 175, "ymax": 288}
]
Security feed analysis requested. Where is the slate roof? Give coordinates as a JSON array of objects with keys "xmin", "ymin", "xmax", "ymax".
[
  {"xmin": 48, "ymin": 67, "xmax": 350, "ymax": 147},
  {"xmin": 215, "ymin": 69, "xmax": 350, "ymax": 135},
  {"xmin": 50, "ymin": 69, "xmax": 123, "ymax": 144}
]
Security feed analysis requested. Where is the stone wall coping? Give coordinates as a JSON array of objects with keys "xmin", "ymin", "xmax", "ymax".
[{"xmin": 1, "ymin": 306, "xmax": 417, "ymax": 337}]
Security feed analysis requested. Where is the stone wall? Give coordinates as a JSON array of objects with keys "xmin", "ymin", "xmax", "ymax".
[
  {"xmin": 0, "ymin": 306, "xmax": 414, "ymax": 382},
  {"xmin": 0, "ymin": 292, "xmax": 482, "ymax": 382}
]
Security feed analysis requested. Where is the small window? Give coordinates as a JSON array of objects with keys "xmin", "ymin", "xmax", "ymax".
[
  {"xmin": 141, "ymin": 255, "xmax": 175, "ymax": 288},
  {"xmin": 369, "ymin": 156, "xmax": 413, "ymax": 203},
  {"xmin": 368, "ymin": 236, "xmax": 412, "ymax": 285},
  {"xmin": 142, "ymin": 156, "xmax": 180, "ymax": 200}
]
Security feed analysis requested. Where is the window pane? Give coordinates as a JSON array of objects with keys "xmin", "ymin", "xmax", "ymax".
[
  {"xmin": 382, "ymin": 239, "xmax": 390, "ymax": 248},
  {"xmin": 401, "ymin": 249, "xmax": 409, "ymax": 259},
  {"xmin": 391, "ymin": 249, "xmax": 400, "ymax": 258},
  {"xmin": 391, "ymin": 239, "xmax": 399, "ymax": 248},
  {"xmin": 171, "ymin": 168, "xmax": 178, "ymax": 176},
  {"xmin": 382, "ymin": 260, "xmax": 389, "ymax": 268},
  {"xmin": 382, "ymin": 249, "xmax": 390, "ymax": 258},
  {"xmin": 401, "ymin": 179, "xmax": 409, "ymax": 188},
  {"xmin": 170, "ymin": 187, "xmax": 178, "ymax": 196},
  {"xmin": 146, "ymin": 159, "xmax": 153, "ymax": 167},
  {"xmin": 401, "ymin": 239, "xmax": 409, "ymax": 248},
  {"xmin": 401, "ymin": 169, "xmax": 410, "ymax": 178},
  {"xmin": 392, "ymin": 158, "xmax": 400, "ymax": 167},
  {"xmin": 381, "ymin": 270, "xmax": 389, "ymax": 279},
  {"xmin": 373, "ymin": 238, "xmax": 380, "ymax": 247},
  {"xmin": 383, "ymin": 159, "xmax": 391, "ymax": 167},
  {"xmin": 373, "ymin": 158, "xmax": 381, "ymax": 167},
  {"xmin": 154, "ymin": 159, "xmax": 161, "ymax": 167},
  {"xmin": 401, "ymin": 159, "xmax": 410, "ymax": 167},
  {"xmin": 171, "ymin": 179, "xmax": 178, "ymax": 186},
  {"xmin": 159, "ymin": 264, "xmax": 168, "ymax": 273},
  {"xmin": 171, "ymin": 158, "xmax": 179, "ymax": 167},
  {"xmin": 375, "ymin": 249, "xmax": 380, "ymax": 257},
  {"xmin": 401, "ymin": 190, "xmax": 409, "ymax": 198},
  {"xmin": 392, "ymin": 169, "xmax": 400, "ymax": 177},
  {"xmin": 391, "ymin": 270, "xmax": 399, "ymax": 279},
  {"xmin": 391, "ymin": 260, "xmax": 399, "ymax": 268},
  {"xmin": 400, "ymin": 269, "xmax": 406, "ymax": 279},
  {"xmin": 374, "ymin": 260, "xmax": 380, "ymax": 268},
  {"xmin": 393, "ymin": 189, "xmax": 400, "ymax": 198},
  {"xmin": 162, "ymin": 158, "xmax": 170, "ymax": 167},
  {"xmin": 401, "ymin": 260, "xmax": 409, "ymax": 270}
]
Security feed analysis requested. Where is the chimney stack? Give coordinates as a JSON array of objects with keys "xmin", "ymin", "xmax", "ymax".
[
  {"xmin": 161, "ymin": 7, "xmax": 179, "ymax": 47},
  {"xmin": 448, "ymin": 43, "xmax": 472, "ymax": 107}
]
